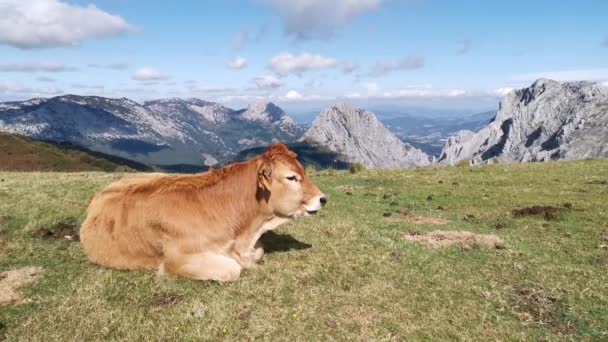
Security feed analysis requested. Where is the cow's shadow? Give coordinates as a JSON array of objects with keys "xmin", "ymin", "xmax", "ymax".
[{"xmin": 260, "ymin": 231, "xmax": 312, "ymax": 254}]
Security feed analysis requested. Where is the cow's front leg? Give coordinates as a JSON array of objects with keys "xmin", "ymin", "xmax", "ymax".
[
  {"xmin": 236, "ymin": 243, "xmax": 263, "ymax": 269},
  {"xmin": 252, "ymin": 240, "xmax": 264, "ymax": 262}
]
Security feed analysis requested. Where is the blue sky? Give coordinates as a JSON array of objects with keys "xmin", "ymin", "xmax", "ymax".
[{"xmin": 1, "ymin": 0, "xmax": 607, "ymax": 115}]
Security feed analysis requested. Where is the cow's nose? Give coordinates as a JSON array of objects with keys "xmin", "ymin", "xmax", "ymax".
[{"xmin": 320, "ymin": 196, "xmax": 327, "ymax": 206}]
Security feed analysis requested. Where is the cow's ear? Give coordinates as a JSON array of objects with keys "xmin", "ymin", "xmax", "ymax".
[
  {"xmin": 258, "ymin": 160, "xmax": 272, "ymax": 190},
  {"xmin": 265, "ymin": 144, "xmax": 297, "ymax": 158}
]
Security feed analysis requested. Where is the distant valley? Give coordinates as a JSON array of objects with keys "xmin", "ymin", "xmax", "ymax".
[{"xmin": 380, "ymin": 111, "xmax": 495, "ymax": 156}]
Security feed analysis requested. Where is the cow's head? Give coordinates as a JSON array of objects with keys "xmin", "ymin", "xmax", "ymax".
[{"xmin": 257, "ymin": 144, "xmax": 326, "ymax": 218}]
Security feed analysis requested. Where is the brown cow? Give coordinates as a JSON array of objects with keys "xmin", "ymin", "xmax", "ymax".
[{"xmin": 80, "ymin": 144, "xmax": 326, "ymax": 282}]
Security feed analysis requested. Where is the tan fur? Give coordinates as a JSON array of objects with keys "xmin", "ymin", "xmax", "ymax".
[{"xmin": 80, "ymin": 144, "xmax": 325, "ymax": 282}]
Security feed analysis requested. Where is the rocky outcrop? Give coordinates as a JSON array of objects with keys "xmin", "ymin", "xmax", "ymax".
[
  {"xmin": 301, "ymin": 103, "xmax": 432, "ymax": 169},
  {"xmin": 236, "ymin": 101, "xmax": 304, "ymax": 138},
  {"xmin": 438, "ymin": 79, "xmax": 608, "ymax": 165}
]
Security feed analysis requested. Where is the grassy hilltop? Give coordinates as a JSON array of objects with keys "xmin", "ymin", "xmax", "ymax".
[{"xmin": 0, "ymin": 160, "xmax": 607, "ymax": 340}]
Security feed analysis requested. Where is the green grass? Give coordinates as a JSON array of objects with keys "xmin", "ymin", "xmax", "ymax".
[{"xmin": 1, "ymin": 160, "xmax": 607, "ymax": 341}]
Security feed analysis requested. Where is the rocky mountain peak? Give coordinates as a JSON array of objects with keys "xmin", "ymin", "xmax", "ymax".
[
  {"xmin": 301, "ymin": 103, "xmax": 431, "ymax": 169},
  {"xmin": 439, "ymin": 79, "xmax": 608, "ymax": 165},
  {"xmin": 239, "ymin": 101, "xmax": 289, "ymax": 124}
]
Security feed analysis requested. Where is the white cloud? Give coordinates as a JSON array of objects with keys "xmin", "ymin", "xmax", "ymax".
[
  {"xmin": 264, "ymin": 0, "xmax": 381, "ymax": 40},
  {"xmin": 190, "ymin": 85, "xmax": 234, "ymax": 93},
  {"xmin": 0, "ymin": 81, "xmax": 62, "ymax": 95},
  {"xmin": 131, "ymin": 67, "xmax": 168, "ymax": 81},
  {"xmin": 512, "ymin": 69, "xmax": 608, "ymax": 83},
  {"xmin": 384, "ymin": 87, "xmax": 467, "ymax": 98},
  {"xmin": 227, "ymin": 56, "xmax": 247, "ymax": 69},
  {"xmin": 284, "ymin": 90, "xmax": 303, "ymax": 100},
  {"xmin": 36, "ymin": 76, "xmax": 56, "ymax": 82},
  {"xmin": 305, "ymin": 79, "xmax": 323, "ymax": 88},
  {"xmin": 88, "ymin": 63, "xmax": 129, "ymax": 70},
  {"xmin": 368, "ymin": 56, "xmax": 425, "ymax": 77},
  {"xmin": 363, "ymin": 82, "xmax": 380, "ymax": 95},
  {"xmin": 269, "ymin": 52, "xmax": 337, "ymax": 76},
  {"xmin": 218, "ymin": 91, "xmax": 331, "ymax": 104},
  {"xmin": 602, "ymin": 81, "xmax": 608, "ymax": 87},
  {"xmin": 491, "ymin": 87, "xmax": 514, "ymax": 97},
  {"xmin": 347, "ymin": 84, "xmax": 468, "ymax": 99},
  {"xmin": 234, "ymin": 27, "xmax": 248, "ymax": 49},
  {"xmin": 0, "ymin": 63, "xmax": 75, "ymax": 72},
  {"xmin": 0, "ymin": 0, "xmax": 133, "ymax": 49},
  {"xmin": 253, "ymin": 75, "xmax": 283, "ymax": 89}
]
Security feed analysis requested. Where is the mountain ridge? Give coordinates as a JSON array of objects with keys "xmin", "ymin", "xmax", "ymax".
[{"xmin": 438, "ymin": 79, "xmax": 608, "ymax": 165}]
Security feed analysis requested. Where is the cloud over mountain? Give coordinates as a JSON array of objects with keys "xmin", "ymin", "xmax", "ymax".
[
  {"xmin": 132, "ymin": 68, "xmax": 168, "ymax": 81},
  {"xmin": 269, "ymin": 52, "xmax": 337, "ymax": 76},
  {"xmin": 368, "ymin": 56, "xmax": 425, "ymax": 77}
]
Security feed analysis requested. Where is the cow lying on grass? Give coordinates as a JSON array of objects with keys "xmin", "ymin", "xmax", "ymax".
[{"xmin": 80, "ymin": 144, "xmax": 326, "ymax": 281}]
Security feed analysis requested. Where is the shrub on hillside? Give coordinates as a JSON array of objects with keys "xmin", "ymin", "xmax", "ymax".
[{"xmin": 349, "ymin": 162, "xmax": 365, "ymax": 174}]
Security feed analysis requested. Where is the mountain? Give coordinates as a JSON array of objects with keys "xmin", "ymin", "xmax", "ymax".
[
  {"xmin": 234, "ymin": 101, "xmax": 304, "ymax": 138},
  {"xmin": 382, "ymin": 110, "xmax": 495, "ymax": 156},
  {"xmin": 0, "ymin": 95, "xmax": 303, "ymax": 168},
  {"xmin": 300, "ymin": 103, "xmax": 432, "ymax": 169},
  {"xmin": 144, "ymin": 98, "xmax": 232, "ymax": 125},
  {"xmin": 438, "ymin": 79, "xmax": 608, "ymax": 165},
  {"xmin": 0, "ymin": 132, "xmax": 152, "ymax": 172}
]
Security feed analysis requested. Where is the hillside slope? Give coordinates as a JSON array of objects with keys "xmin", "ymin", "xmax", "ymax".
[{"xmin": 0, "ymin": 133, "xmax": 152, "ymax": 172}]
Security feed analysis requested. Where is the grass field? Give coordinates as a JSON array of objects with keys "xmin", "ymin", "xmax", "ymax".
[{"xmin": 1, "ymin": 160, "xmax": 607, "ymax": 340}]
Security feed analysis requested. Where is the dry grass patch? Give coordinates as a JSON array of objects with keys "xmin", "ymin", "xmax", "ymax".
[
  {"xmin": 507, "ymin": 286, "xmax": 575, "ymax": 333},
  {"xmin": 386, "ymin": 209, "xmax": 449, "ymax": 225},
  {"xmin": 0, "ymin": 267, "xmax": 44, "ymax": 306},
  {"xmin": 402, "ymin": 230, "xmax": 505, "ymax": 250}
]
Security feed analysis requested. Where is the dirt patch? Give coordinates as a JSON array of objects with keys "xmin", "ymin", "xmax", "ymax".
[
  {"xmin": 148, "ymin": 293, "xmax": 184, "ymax": 314},
  {"xmin": 0, "ymin": 215, "xmax": 11, "ymax": 226},
  {"xmin": 238, "ymin": 310, "xmax": 252, "ymax": 321},
  {"xmin": 386, "ymin": 209, "xmax": 449, "ymax": 225},
  {"xmin": 512, "ymin": 206, "xmax": 565, "ymax": 221},
  {"xmin": 156, "ymin": 293, "xmax": 183, "ymax": 306},
  {"xmin": 0, "ymin": 267, "xmax": 44, "ymax": 306},
  {"xmin": 336, "ymin": 185, "xmax": 353, "ymax": 191},
  {"xmin": 33, "ymin": 217, "xmax": 79, "ymax": 241},
  {"xmin": 402, "ymin": 230, "xmax": 505, "ymax": 250},
  {"xmin": 495, "ymin": 222, "xmax": 507, "ymax": 230},
  {"xmin": 586, "ymin": 180, "xmax": 608, "ymax": 185},
  {"xmin": 463, "ymin": 213, "xmax": 477, "ymax": 222},
  {"xmin": 508, "ymin": 287, "xmax": 574, "ymax": 333}
]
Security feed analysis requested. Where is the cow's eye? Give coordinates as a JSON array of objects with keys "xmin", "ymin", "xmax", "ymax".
[{"xmin": 286, "ymin": 175, "xmax": 298, "ymax": 182}]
